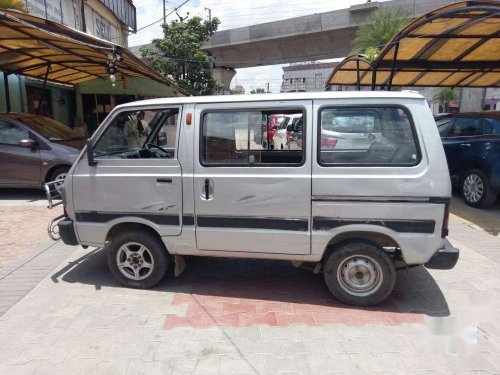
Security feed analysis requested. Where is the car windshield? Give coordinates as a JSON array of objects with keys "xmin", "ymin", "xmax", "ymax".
[{"xmin": 14, "ymin": 116, "xmax": 80, "ymax": 141}]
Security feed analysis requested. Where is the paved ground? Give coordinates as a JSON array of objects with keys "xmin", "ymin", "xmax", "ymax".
[
  {"xmin": 0, "ymin": 191, "xmax": 499, "ymax": 374},
  {"xmin": 0, "ymin": 189, "xmax": 63, "ymax": 269}
]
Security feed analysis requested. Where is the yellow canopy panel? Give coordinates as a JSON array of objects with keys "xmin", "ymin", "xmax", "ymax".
[
  {"xmin": 328, "ymin": 1, "xmax": 500, "ymax": 88},
  {"xmin": 0, "ymin": 9, "xmax": 182, "ymax": 90}
]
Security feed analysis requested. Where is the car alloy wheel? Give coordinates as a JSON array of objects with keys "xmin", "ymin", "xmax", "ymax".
[
  {"xmin": 116, "ymin": 242, "xmax": 155, "ymax": 281},
  {"xmin": 463, "ymin": 173, "xmax": 484, "ymax": 204}
]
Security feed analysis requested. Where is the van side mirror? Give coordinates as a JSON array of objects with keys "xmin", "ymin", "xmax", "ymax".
[
  {"xmin": 87, "ymin": 139, "xmax": 97, "ymax": 166},
  {"xmin": 19, "ymin": 139, "xmax": 36, "ymax": 148}
]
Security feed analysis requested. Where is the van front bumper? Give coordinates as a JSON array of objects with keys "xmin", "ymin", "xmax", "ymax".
[
  {"xmin": 425, "ymin": 240, "xmax": 459, "ymax": 270},
  {"xmin": 58, "ymin": 218, "xmax": 79, "ymax": 246}
]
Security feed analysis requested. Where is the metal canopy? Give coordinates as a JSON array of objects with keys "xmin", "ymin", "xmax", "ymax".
[
  {"xmin": 327, "ymin": 1, "xmax": 500, "ymax": 89},
  {"xmin": 0, "ymin": 9, "xmax": 171, "ymax": 87}
]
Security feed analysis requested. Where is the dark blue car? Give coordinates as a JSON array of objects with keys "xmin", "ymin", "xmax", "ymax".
[{"xmin": 436, "ymin": 112, "xmax": 500, "ymax": 208}]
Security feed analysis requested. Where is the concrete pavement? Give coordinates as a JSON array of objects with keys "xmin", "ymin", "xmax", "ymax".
[{"xmin": 0, "ymin": 214, "xmax": 499, "ymax": 374}]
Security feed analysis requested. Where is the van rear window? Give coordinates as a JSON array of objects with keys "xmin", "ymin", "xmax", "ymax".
[
  {"xmin": 200, "ymin": 109, "xmax": 305, "ymax": 166},
  {"xmin": 318, "ymin": 106, "xmax": 420, "ymax": 166}
]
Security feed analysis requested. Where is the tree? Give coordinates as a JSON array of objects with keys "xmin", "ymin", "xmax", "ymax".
[
  {"xmin": 433, "ymin": 88, "xmax": 458, "ymax": 113},
  {"xmin": 250, "ymin": 88, "xmax": 266, "ymax": 94},
  {"xmin": 230, "ymin": 85, "xmax": 245, "ymax": 95},
  {"xmin": 0, "ymin": 0, "xmax": 28, "ymax": 12},
  {"xmin": 141, "ymin": 16, "xmax": 221, "ymax": 96},
  {"xmin": 352, "ymin": 7, "xmax": 409, "ymax": 61}
]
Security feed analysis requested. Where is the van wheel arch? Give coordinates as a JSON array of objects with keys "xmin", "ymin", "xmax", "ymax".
[
  {"xmin": 322, "ymin": 231, "xmax": 401, "ymax": 262},
  {"xmin": 106, "ymin": 222, "xmax": 168, "ymax": 253}
]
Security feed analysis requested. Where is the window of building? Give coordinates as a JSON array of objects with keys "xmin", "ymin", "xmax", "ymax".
[
  {"xmin": 315, "ymin": 74, "xmax": 322, "ymax": 89},
  {"xmin": 93, "ymin": 108, "xmax": 179, "ymax": 159},
  {"xmin": 318, "ymin": 107, "xmax": 419, "ymax": 166},
  {"xmin": 201, "ymin": 109, "xmax": 305, "ymax": 166}
]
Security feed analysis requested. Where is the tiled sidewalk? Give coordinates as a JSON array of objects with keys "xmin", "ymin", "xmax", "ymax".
[{"xmin": 0, "ymin": 217, "xmax": 499, "ymax": 374}]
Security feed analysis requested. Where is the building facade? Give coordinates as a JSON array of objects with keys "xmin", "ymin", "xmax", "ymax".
[{"xmin": 281, "ymin": 62, "xmax": 340, "ymax": 93}]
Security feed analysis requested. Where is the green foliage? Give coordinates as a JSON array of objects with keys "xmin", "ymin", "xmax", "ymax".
[
  {"xmin": 353, "ymin": 7, "xmax": 410, "ymax": 55},
  {"xmin": 364, "ymin": 47, "xmax": 380, "ymax": 63},
  {"xmin": 0, "ymin": 0, "xmax": 28, "ymax": 12},
  {"xmin": 230, "ymin": 85, "xmax": 245, "ymax": 95},
  {"xmin": 433, "ymin": 88, "xmax": 458, "ymax": 112},
  {"xmin": 141, "ymin": 16, "xmax": 221, "ymax": 96},
  {"xmin": 250, "ymin": 88, "xmax": 266, "ymax": 94}
]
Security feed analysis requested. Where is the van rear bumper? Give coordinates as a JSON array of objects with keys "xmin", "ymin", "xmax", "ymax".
[
  {"xmin": 425, "ymin": 240, "xmax": 459, "ymax": 270},
  {"xmin": 58, "ymin": 218, "xmax": 79, "ymax": 246}
]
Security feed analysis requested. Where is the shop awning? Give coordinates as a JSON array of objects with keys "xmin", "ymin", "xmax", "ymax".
[
  {"xmin": 327, "ymin": 1, "xmax": 500, "ymax": 89},
  {"xmin": 0, "ymin": 9, "xmax": 184, "ymax": 91}
]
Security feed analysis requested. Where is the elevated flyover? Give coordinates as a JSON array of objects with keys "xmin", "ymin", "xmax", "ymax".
[{"xmin": 202, "ymin": 0, "xmax": 457, "ymax": 70}]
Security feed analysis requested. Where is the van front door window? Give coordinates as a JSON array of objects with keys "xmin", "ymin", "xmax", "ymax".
[{"xmin": 92, "ymin": 109, "xmax": 178, "ymax": 159}]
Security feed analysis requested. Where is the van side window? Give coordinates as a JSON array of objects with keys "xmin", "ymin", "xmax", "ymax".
[
  {"xmin": 93, "ymin": 109, "xmax": 178, "ymax": 159},
  {"xmin": 201, "ymin": 109, "xmax": 305, "ymax": 166},
  {"xmin": 319, "ymin": 107, "xmax": 419, "ymax": 166}
]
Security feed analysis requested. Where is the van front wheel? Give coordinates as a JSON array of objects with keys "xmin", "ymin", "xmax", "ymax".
[
  {"xmin": 323, "ymin": 241, "xmax": 396, "ymax": 306},
  {"xmin": 107, "ymin": 230, "xmax": 169, "ymax": 289}
]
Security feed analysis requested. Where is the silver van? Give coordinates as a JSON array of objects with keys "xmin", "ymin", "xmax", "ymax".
[{"xmin": 47, "ymin": 92, "xmax": 458, "ymax": 306}]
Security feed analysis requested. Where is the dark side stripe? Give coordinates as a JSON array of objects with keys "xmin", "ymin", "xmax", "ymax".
[
  {"xmin": 183, "ymin": 214, "xmax": 195, "ymax": 226},
  {"xmin": 313, "ymin": 217, "xmax": 435, "ymax": 233},
  {"xmin": 75, "ymin": 212, "xmax": 179, "ymax": 226},
  {"xmin": 196, "ymin": 216, "xmax": 309, "ymax": 232}
]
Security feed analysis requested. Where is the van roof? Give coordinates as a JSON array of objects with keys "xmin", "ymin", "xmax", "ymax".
[{"xmin": 116, "ymin": 91, "xmax": 425, "ymax": 109}]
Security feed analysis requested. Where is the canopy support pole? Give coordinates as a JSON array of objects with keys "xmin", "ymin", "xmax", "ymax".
[
  {"xmin": 387, "ymin": 42, "xmax": 399, "ymax": 91},
  {"xmin": 356, "ymin": 59, "xmax": 361, "ymax": 91},
  {"xmin": 3, "ymin": 73, "xmax": 11, "ymax": 112},
  {"xmin": 42, "ymin": 64, "xmax": 51, "ymax": 90},
  {"xmin": 371, "ymin": 68, "xmax": 377, "ymax": 91}
]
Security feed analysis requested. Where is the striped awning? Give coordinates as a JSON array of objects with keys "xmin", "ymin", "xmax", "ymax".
[{"xmin": 328, "ymin": 1, "xmax": 500, "ymax": 89}]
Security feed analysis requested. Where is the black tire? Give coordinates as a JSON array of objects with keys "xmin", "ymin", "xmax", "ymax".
[
  {"xmin": 461, "ymin": 169, "xmax": 497, "ymax": 208},
  {"xmin": 323, "ymin": 241, "xmax": 396, "ymax": 306},
  {"xmin": 107, "ymin": 230, "xmax": 169, "ymax": 289},
  {"xmin": 48, "ymin": 166, "xmax": 69, "ymax": 194}
]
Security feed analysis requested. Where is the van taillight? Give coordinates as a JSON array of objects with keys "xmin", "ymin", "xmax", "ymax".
[
  {"xmin": 441, "ymin": 201, "xmax": 450, "ymax": 238},
  {"xmin": 321, "ymin": 137, "xmax": 337, "ymax": 149}
]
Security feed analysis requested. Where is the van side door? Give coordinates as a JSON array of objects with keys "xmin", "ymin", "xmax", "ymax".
[
  {"xmin": 193, "ymin": 101, "xmax": 312, "ymax": 255},
  {"xmin": 71, "ymin": 106, "xmax": 183, "ymax": 246}
]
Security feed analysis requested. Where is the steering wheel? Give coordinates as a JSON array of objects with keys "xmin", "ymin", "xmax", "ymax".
[{"xmin": 145, "ymin": 143, "xmax": 172, "ymax": 157}]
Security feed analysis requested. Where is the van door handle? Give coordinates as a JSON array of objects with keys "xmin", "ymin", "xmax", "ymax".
[
  {"xmin": 157, "ymin": 178, "xmax": 172, "ymax": 183},
  {"xmin": 204, "ymin": 178, "xmax": 210, "ymax": 200},
  {"xmin": 460, "ymin": 143, "xmax": 471, "ymax": 147}
]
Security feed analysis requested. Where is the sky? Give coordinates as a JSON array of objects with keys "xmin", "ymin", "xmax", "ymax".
[{"xmin": 128, "ymin": 0, "xmax": 382, "ymax": 93}]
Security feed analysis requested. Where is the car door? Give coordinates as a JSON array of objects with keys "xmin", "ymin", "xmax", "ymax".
[
  {"xmin": 71, "ymin": 106, "xmax": 183, "ymax": 244},
  {"xmin": 193, "ymin": 101, "xmax": 312, "ymax": 255},
  {"xmin": 441, "ymin": 116, "xmax": 482, "ymax": 181},
  {"xmin": 0, "ymin": 120, "xmax": 41, "ymax": 187}
]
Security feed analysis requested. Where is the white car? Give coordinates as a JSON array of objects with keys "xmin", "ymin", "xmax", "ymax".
[{"xmin": 273, "ymin": 113, "xmax": 302, "ymax": 150}]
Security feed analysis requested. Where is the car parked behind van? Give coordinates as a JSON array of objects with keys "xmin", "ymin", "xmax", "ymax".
[
  {"xmin": 47, "ymin": 92, "xmax": 458, "ymax": 307},
  {"xmin": 0, "ymin": 113, "xmax": 84, "ymax": 189},
  {"xmin": 435, "ymin": 111, "xmax": 500, "ymax": 208}
]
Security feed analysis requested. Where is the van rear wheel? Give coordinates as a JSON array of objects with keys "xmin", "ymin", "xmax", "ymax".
[
  {"xmin": 323, "ymin": 241, "xmax": 396, "ymax": 306},
  {"xmin": 107, "ymin": 230, "xmax": 169, "ymax": 289}
]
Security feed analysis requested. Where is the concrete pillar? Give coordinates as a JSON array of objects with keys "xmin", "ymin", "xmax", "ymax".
[
  {"xmin": 212, "ymin": 67, "xmax": 236, "ymax": 94},
  {"xmin": 459, "ymin": 88, "xmax": 486, "ymax": 112}
]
